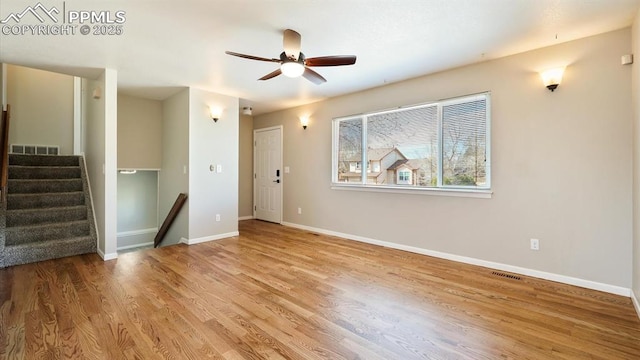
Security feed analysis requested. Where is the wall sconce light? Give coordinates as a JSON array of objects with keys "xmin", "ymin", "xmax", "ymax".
[
  {"xmin": 210, "ymin": 107, "xmax": 222, "ymax": 122},
  {"xmin": 300, "ymin": 116, "xmax": 309, "ymax": 130},
  {"xmin": 540, "ymin": 67, "xmax": 565, "ymax": 92},
  {"xmin": 119, "ymin": 170, "xmax": 137, "ymax": 175}
]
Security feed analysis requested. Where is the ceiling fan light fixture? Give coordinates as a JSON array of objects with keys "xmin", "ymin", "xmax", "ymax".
[{"xmin": 281, "ymin": 62, "xmax": 305, "ymax": 78}]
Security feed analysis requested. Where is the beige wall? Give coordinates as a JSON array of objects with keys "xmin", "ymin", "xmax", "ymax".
[
  {"xmin": 117, "ymin": 171, "xmax": 158, "ymax": 231},
  {"xmin": 159, "ymin": 89, "xmax": 190, "ymax": 246},
  {"xmin": 187, "ymin": 88, "xmax": 239, "ymax": 239},
  {"xmin": 254, "ymin": 29, "xmax": 633, "ymax": 289},
  {"xmin": 1, "ymin": 63, "xmax": 5, "ymax": 109},
  {"xmin": 239, "ymin": 114, "xmax": 254, "ymax": 218},
  {"xmin": 117, "ymin": 94, "xmax": 162, "ymax": 169},
  {"xmin": 117, "ymin": 171, "xmax": 158, "ymax": 249},
  {"xmin": 6, "ymin": 64, "xmax": 74, "ymax": 154},
  {"xmin": 632, "ymin": 9, "xmax": 640, "ymax": 310},
  {"xmin": 83, "ymin": 69, "xmax": 118, "ymax": 259}
]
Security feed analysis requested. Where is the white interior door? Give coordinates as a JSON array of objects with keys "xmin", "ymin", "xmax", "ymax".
[{"xmin": 254, "ymin": 126, "xmax": 282, "ymax": 223}]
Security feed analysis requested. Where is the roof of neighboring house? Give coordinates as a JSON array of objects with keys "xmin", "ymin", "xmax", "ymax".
[
  {"xmin": 345, "ymin": 148, "xmax": 405, "ymax": 162},
  {"xmin": 388, "ymin": 159, "xmax": 425, "ymax": 171},
  {"xmin": 387, "ymin": 159, "xmax": 408, "ymax": 170}
]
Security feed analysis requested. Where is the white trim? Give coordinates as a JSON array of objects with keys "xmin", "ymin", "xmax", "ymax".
[
  {"xmin": 73, "ymin": 77, "xmax": 82, "ymax": 155},
  {"xmin": 97, "ymin": 247, "xmax": 118, "ymax": 261},
  {"xmin": 180, "ymin": 231, "xmax": 240, "ymax": 245},
  {"xmin": 282, "ymin": 221, "xmax": 631, "ymax": 297},
  {"xmin": 116, "ymin": 228, "xmax": 158, "ymax": 237},
  {"xmin": 80, "ymin": 155, "xmax": 101, "ymax": 257},
  {"xmin": 118, "ymin": 168, "xmax": 162, "ymax": 172},
  {"xmin": 238, "ymin": 216, "xmax": 254, "ymax": 221},
  {"xmin": 117, "ymin": 242, "xmax": 154, "ymax": 251},
  {"xmin": 632, "ymin": 290, "xmax": 640, "ymax": 320},
  {"xmin": 331, "ymin": 184, "xmax": 492, "ymax": 198}
]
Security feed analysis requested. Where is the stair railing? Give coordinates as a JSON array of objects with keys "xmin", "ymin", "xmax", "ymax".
[
  {"xmin": 0, "ymin": 105, "xmax": 10, "ymax": 203},
  {"xmin": 154, "ymin": 193, "xmax": 188, "ymax": 248}
]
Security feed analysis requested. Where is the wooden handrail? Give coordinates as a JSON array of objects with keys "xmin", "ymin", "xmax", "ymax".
[
  {"xmin": 154, "ymin": 193, "xmax": 188, "ymax": 248},
  {"xmin": 0, "ymin": 105, "xmax": 10, "ymax": 203}
]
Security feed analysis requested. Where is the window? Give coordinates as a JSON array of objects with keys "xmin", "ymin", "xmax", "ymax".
[
  {"xmin": 332, "ymin": 93, "xmax": 490, "ymax": 192},
  {"xmin": 398, "ymin": 169, "xmax": 411, "ymax": 183}
]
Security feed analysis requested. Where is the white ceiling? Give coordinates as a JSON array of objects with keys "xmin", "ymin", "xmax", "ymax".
[{"xmin": 1, "ymin": 0, "xmax": 639, "ymax": 115}]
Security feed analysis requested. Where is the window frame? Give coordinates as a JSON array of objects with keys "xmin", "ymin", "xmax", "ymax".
[{"xmin": 331, "ymin": 92, "xmax": 492, "ymax": 198}]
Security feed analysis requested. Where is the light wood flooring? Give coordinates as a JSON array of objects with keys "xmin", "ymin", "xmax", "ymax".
[{"xmin": 1, "ymin": 219, "xmax": 640, "ymax": 359}]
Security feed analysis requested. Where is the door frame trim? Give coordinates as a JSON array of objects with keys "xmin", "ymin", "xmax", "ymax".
[{"xmin": 253, "ymin": 125, "xmax": 283, "ymax": 223}]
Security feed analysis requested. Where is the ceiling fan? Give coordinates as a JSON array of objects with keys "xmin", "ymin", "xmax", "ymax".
[{"xmin": 225, "ymin": 29, "xmax": 356, "ymax": 84}]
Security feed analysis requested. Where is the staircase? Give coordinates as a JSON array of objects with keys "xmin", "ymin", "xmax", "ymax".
[{"xmin": 0, "ymin": 154, "xmax": 97, "ymax": 267}]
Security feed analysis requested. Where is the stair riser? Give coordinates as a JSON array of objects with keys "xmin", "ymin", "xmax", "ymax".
[
  {"xmin": 9, "ymin": 167, "xmax": 81, "ymax": 179},
  {"xmin": 9, "ymin": 154, "xmax": 80, "ymax": 167},
  {"xmin": 8, "ymin": 179, "xmax": 83, "ymax": 194},
  {"xmin": 3, "ymin": 237, "xmax": 96, "ymax": 267},
  {"xmin": 7, "ymin": 192, "xmax": 85, "ymax": 210},
  {"xmin": 1, "ymin": 154, "xmax": 97, "ymax": 268},
  {"xmin": 7, "ymin": 207, "xmax": 87, "ymax": 227},
  {"xmin": 6, "ymin": 222, "xmax": 91, "ymax": 246}
]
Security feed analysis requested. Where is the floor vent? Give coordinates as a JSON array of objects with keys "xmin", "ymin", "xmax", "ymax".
[
  {"xmin": 491, "ymin": 271, "xmax": 522, "ymax": 280},
  {"xmin": 11, "ymin": 144, "xmax": 59, "ymax": 155}
]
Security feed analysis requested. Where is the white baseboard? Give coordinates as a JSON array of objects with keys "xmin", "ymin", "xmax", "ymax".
[
  {"xmin": 180, "ymin": 231, "xmax": 240, "ymax": 245},
  {"xmin": 97, "ymin": 247, "xmax": 117, "ymax": 261},
  {"xmin": 117, "ymin": 242, "xmax": 154, "ymax": 251},
  {"xmin": 632, "ymin": 290, "xmax": 640, "ymax": 320},
  {"xmin": 282, "ymin": 222, "xmax": 631, "ymax": 297},
  {"xmin": 239, "ymin": 216, "xmax": 254, "ymax": 221},
  {"xmin": 117, "ymin": 228, "xmax": 158, "ymax": 237}
]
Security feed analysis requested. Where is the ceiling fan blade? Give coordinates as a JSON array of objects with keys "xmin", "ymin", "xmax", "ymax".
[
  {"xmin": 303, "ymin": 67, "xmax": 326, "ymax": 85},
  {"xmin": 225, "ymin": 51, "xmax": 280, "ymax": 63},
  {"xmin": 305, "ymin": 55, "xmax": 357, "ymax": 67},
  {"xmin": 259, "ymin": 69, "xmax": 282, "ymax": 81},
  {"xmin": 283, "ymin": 29, "xmax": 301, "ymax": 61}
]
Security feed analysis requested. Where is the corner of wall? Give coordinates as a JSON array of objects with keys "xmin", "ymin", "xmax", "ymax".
[{"xmin": 632, "ymin": 7, "xmax": 640, "ymax": 315}]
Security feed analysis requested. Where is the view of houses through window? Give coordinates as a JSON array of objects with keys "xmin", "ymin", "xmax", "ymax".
[{"xmin": 333, "ymin": 93, "xmax": 490, "ymax": 190}]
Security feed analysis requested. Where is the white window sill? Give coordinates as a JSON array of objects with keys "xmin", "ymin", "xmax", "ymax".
[{"xmin": 331, "ymin": 183, "xmax": 493, "ymax": 198}]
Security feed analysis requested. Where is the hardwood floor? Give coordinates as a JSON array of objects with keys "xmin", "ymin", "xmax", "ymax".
[{"xmin": 2, "ymin": 219, "xmax": 639, "ymax": 359}]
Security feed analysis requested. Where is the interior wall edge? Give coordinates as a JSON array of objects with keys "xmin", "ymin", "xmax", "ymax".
[{"xmin": 96, "ymin": 247, "xmax": 117, "ymax": 261}]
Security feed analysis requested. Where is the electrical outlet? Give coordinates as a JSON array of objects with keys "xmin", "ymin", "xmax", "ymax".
[
  {"xmin": 215, "ymin": 214, "xmax": 221, "ymax": 222},
  {"xmin": 530, "ymin": 238, "xmax": 539, "ymax": 251},
  {"xmin": 297, "ymin": 207, "xmax": 302, "ymax": 215}
]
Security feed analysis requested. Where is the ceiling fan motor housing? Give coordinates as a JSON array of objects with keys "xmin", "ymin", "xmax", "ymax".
[{"xmin": 280, "ymin": 51, "xmax": 305, "ymax": 64}]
